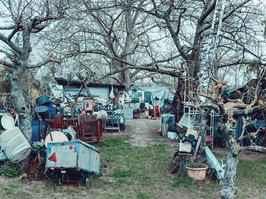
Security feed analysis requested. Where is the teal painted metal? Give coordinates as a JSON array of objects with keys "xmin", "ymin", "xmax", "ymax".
[{"xmin": 45, "ymin": 139, "xmax": 100, "ymax": 174}]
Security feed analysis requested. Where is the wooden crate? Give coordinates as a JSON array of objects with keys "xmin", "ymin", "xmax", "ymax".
[{"xmin": 78, "ymin": 115, "xmax": 102, "ymax": 143}]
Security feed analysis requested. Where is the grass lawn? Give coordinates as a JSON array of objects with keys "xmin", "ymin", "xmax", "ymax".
[{"xmin": 0, "ymin": 134, "xmax": 265, "ymax": 199}]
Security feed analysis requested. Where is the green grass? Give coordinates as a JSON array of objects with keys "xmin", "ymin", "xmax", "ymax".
[
  {"xmin": 0, "ymin": 180, "xmax": 30, "ymax": 199},
  {"xmin": 0, "ymin": 134, "xmax": 265, "ymax": 199},
  {"xmin": 237, "ymin": 157, "xmax": 266, "ymax": 185},
  {"xmin": 91, "ymin": 135, "xmax": 172, "ymax": 189}
]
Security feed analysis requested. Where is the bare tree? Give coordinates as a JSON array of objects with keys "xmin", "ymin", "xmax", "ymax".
[
  {"xmin": 134, "ymin": 0, "xmax": 265, "ymax": 91},
  {"xmin": 42, "ymin": 0, "xmax": 184, "ymax": 88},
  {"xmin": 0, "ymin": 0, "xmax": 67, "ymax": 141}
]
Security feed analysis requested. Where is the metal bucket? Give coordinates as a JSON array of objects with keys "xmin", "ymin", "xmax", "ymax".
[{"xmin": 0, "ymin": 127, "xmax": 31, "ymax": 163}]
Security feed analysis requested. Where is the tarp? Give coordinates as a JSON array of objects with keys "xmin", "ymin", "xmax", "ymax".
[
  {"xmin": 64, "ymin": 86, "xmax": 110, "ymax": 100},
  {"xmin": 130, "ymin": 86, "xmax": 173, "ymax": 107}
]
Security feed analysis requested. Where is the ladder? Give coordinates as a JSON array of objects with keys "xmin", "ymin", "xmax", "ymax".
[{"xmin": 201, "ymin": 0, "xmax": 226, "ymax": 94}]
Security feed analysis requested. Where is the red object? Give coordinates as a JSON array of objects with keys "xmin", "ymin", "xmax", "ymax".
[
  {"xmin": 69, "ymin": 145, "xmax": 73, "ymax": 150},
  {"xmin": 82, "ymin": 108, "xmax": 87, "ymax": 115},
  {"xmin": 173, "ymin": 160, "xmax": 178, "ymax": 168},
  {"xmin": 153, "ymin": 105, "xmax": 160, "ymax": 119},
  {"xmin": 206, "ymin": 136, "xmax": 214, "ymax": 142},
  {"xmin": 48, "ymin": 152, "xmax": 57, "ymax": 162}
]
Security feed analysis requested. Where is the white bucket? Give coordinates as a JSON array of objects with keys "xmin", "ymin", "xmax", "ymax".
[
  {"xmin": 168, "ymin": 131, "xmax": 177, "ymax": 140},
  {"xmin": 1, "ymin": 114, "xmax": 15, "ymax": 130},
  {"xmin": 0, "ymin": 126, "xmax": 31, "ymax": 163}
]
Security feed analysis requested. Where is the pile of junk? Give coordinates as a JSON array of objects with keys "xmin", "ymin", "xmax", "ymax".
[
  {"xmin": 0, "ymin": 96, "xmax": 101, "ymax": 185},
  {"xmin": 169, "ymin": 101, "xmax": 265, "ymax": 181}
]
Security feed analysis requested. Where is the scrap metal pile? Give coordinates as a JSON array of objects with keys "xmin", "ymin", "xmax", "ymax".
[
  {"xmin": 170, "ymin": 77, "xmax": 266, "ymax": 181},
  {"xmin": 0, "ymin": 95, "xmax": 101, "ymax": 185}
]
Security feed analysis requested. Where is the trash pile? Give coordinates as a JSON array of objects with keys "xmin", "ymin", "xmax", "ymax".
[{"xmin": 0, "ymin": 105, "xmax": 101, "ymax": 185}]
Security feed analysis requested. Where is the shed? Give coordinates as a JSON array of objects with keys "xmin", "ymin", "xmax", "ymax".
[{"xmin": 55, "ymin": 77, "xmax": 125, "ymax": 103}]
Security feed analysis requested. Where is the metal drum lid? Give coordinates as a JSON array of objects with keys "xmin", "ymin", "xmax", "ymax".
[
  {"xmin": 1, "ymin": 114, "xmax": 15, "ymax": 130},
  {"xmin": 45, "ymin": 131, "xmax": 68, "ymax": 147}
]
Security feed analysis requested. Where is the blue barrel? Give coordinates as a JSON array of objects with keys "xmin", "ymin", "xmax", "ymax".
[
  {"xmin": 33, "ymin": 106, "xmax": 50, "ymax": 120},
  {"xmin": 35, "ymin": 95, "xmax": 51, "ymax": 106},
  {"xmin": 31, "ymin": 120, "xmax": 46, "ymax": 141},
  {"xmin": 43, "ymin": 102, "xmax": 57, "ymax": 117}
]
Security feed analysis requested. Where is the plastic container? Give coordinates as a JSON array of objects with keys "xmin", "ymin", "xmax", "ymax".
[
  {"xmin": 186, "ymin": 164, "xmax": 208, "ymax": 180},
  {"xmin": 0, "ymin": 126, "xmax": 31, "ymax": 163},
  {"xmin": 1, "ymin": 114, "xmax": 15, "ymax": 130},
  {"xmin": 168, "ymin": 131, "xmax": 177, "ymax": 140},
  {"xmin": 0, "ymin": 110, "xmax": 8, "ymax": 129}
]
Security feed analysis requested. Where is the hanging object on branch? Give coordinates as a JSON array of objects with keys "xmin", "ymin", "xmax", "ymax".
[{"xmin": 109, "ymin": 86, "xmax": 115, "ymax": 99}]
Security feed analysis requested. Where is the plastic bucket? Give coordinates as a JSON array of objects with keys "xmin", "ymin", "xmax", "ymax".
[
  {"xmin": 0, "ymin": 127, "xmax": 31, "ymax": 163},
  {"xmin": 0, "ymin": 110, "xmax": 8, "ymax": 129},
  {"xmin": 186, "ymin": 164, "xmax": 208, "ymax": 180},
  {"xmin": 1, "ymin": 114, "xmax": 15, "ymax": 130}
]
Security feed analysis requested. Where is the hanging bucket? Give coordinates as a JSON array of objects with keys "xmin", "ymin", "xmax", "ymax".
[
  {"xmin": 0, "ymin": 126, "xmax": 31, "ymax": 163},
  {"xmin": 1, "ymin": 114, "xmax": 15, "ymax": 130}
]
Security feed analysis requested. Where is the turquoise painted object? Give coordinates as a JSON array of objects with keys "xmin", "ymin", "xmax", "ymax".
[{"xmin": 45, "ymin": 139, "xmax": 100, "ymax": 175}]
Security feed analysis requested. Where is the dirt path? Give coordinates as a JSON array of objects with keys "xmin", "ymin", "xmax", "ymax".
[{"xmin": 126, "ymin": 118, "xmax": 161, "ymax": 147}]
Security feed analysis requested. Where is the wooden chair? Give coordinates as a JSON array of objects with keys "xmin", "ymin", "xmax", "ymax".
[{"xmin": 77, "ymin": 115, "xmax": 102, "ymax": 143}]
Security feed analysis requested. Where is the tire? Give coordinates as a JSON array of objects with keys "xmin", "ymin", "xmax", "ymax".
[
  {"xmin": 255, "ymin": 135, "xmax": 266, "ymax": 147},
  {"xmin": 171, "ymin": 155, "xmax": 186, "ymax": 174},
  {"xmin": 55, "ymin": 173, "xmax": 62, "ymax": 186},
  {"xmin": 80, "ymin": 172, "xmax": 89, "ymax": 185}
]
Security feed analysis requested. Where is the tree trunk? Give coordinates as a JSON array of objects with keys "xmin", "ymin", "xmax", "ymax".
[
  {"xmin": 10, "ymin": 67, "xmax": 32, "ymax": 141},
  {"xmin": 220, "ymin": 126, "xmax": 239, "ymax": 199},
  {"xmin": 220, "ymin": 150, "xmax": 239, "ymax": 199},
  {"xmin": 120, "ymin": 70, "xmax": 131, "ymax": 89}
]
